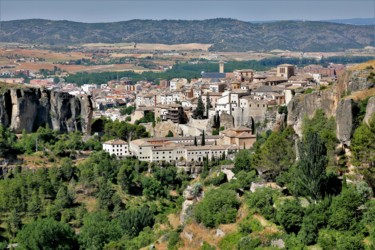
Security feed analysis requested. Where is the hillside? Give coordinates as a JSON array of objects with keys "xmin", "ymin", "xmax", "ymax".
[
  {"xmin": 0, "ymin": 64, "xmax": 374, "ymax": 249},
  {"xmin": 0, "ymin": 19, "xmax": 374, "ymax": 52}
]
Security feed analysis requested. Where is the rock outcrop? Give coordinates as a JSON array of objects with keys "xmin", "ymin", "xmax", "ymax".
[
  {"xmin": 338, "ymin": 69, "xmax": 375, "ymax": 94},
  {"xmin": 336, "ymin": 98, "xmax": 354, "ymax": 145},
  {"xmin": 287, "ymin": 89, "xmax": 337, "ymax": 136},
  {"xmin": 364, "ymin": 97, "xmax": 375, "ymax": 124},
  {"xmin": 287, "ymin": 66, "xmax": 374, "ymax": 145},
  {"xmin": 0, "ymin": 87, "xmax": 92, "ymax": 134},
  {"xmin": 219, "ymin": 112, "xmax": 234, "ymax": 130},
  {"xmin": 180, "ymin": 183, "xmax": 203, "ymax": 224},
  {"xmin": 153, "ymin": 120, "xmax": 181, "ymax": 137}
]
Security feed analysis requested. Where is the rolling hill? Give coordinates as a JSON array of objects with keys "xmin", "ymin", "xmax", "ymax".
[{"xmin": 0, "ymin": 18, "xmax": 374, "ymax": 52}]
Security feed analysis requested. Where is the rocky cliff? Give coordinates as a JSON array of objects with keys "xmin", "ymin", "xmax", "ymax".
[
  {"xmin": 364, "ymin": 97, "xmax": 375, "ymax": 124},
  {"xmin": 0, "ymin": 87, "xmax": 92, "ymax": 134},
  {"xmin": 287, "ymin": 89, "xmax": 338, "ymax": 136},
  {"xmin": 287, "ymin": 63, "xmax": 375, "ymax": 143}
]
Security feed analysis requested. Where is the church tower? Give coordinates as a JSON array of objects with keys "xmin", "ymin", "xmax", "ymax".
[{"xmin": 219, "ymin": 60, "xmax": 224, "ymax": 73}]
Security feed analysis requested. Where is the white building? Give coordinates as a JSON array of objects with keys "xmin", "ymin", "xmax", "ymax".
[
  {"xmin": 81, "ymin": 84, "xmax": 98, "ymax": 94},
  {"xmin": 129, "ymin": 136, "xmax": 223, "ymax": 163},
  {"xmin": 170, "ymin": 78, "xmax": 188, "ymax": 91},
  {"xmin": 103, "ymin": 139, "xmax": 131, "ymax": 157}
]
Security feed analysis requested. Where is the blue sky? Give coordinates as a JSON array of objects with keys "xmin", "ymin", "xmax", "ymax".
[{"xmin": 1, "ymin": 0, "xmax": 374, "ymax": 22}]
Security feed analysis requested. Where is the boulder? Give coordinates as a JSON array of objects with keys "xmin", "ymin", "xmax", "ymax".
[{"xmin": 271, "ymin": 239, "xmax": 285, "ymax": 249}]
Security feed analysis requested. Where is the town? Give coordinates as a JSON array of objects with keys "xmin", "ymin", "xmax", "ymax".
[
  {"xmin": 1, "ymin": 60, "xmax": 346, "ymax": 169},
  {"xmin": 0, "ymin": 6, "xmax": 375, "ymax": 248}
]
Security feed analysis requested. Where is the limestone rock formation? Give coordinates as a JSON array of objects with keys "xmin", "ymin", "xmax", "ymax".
[
  {"xmin": 364, "ymin": 97, "xmax": 375, "ymax": 124},
  {"xmin": 180, "ymin": 183, "xmax": 203, "ymax": 224},
  {"xmin": 0, "ymin": 87, "xmax": 92, "ymax": 134},
  {"xmin": 338, "ymin": 69, "xmax": 375, "ymax": 94},
  {"xmin": 153, "ymin": 120, "xmax": 181, "ymax": 137},
  {"xmin": 336, "ymin": 98, "xmax": 354, "ymax": 145},
  {"xmin": 287, "ymin": 90, "xmax": 337, "ymax": 136},
  {"xmin": 219, "ymin": 112, "xmax": 234, "ymax": 130}
]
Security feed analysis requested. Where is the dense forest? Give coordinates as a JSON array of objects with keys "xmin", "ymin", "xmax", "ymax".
[{"xmin": 0, "ymin": 100, "xmax": 373, "ymax": 249}]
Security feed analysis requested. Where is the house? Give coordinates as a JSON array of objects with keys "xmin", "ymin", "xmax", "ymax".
[
  {"xmin": 81, "ymin": 84, "xmax": 98, "ymax": 94},
  {"xmin": 202, "ymin": 92, "xmax": 222, "ymax": 109},
  {"xmin": 103, "ymin": 139, "xmax": 130, "ymax": 157},
  {"xmin": 166, "ymin": 104, "xmax": 186, "ymax": 123},
  {"xmin": 234, "ymin": 69, "xmax": 254, "ymax": 83},
  {"xmin": 170, "ymin": 78, "xmax": 188, "ymax": 91},
  {"xmin": 220, "ymin": 126, "xmax": 257, "ymax": 149},
  {"xmin": 276, "ymin": 64, "xmax": 295, "ymax": 79},
  {"xmin": 264, "ymin": 76, "xmax": 288, "ymax": 86}
]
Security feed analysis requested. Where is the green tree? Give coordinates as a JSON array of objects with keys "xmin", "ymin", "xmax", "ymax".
[
  {"xmin": 328, "ymin": 187, "xmax": 364, "ymax": 231},
  {"xmin": 252, "ymin": 128, "xmax": 295, "ymax": 180},
  {"xmin": 141, "ymin": 176, "xmax": 166, "ymax": 199},
  {"xmin": 233, "ymin": 149, "xmax": 252, "ymax": 173},
  {"xmin": 351, "ymin": 114, "xmax": 375, "ymax": 191},
  {"xmin": 276, "ymin": 198, "xmax": 304, "ymax": 233},
  {"xmin": 302, "ymin": 109, "xmax": 337, "ymax": 164},
  {"xmin": 0, "ymin": 125, "xmax": 17, "ymax": 157},
  {"xmin": 96, "ymin": 180, "xmax": 115, "ymax": 210},
  {"xmin": 193, "ymin": 96, "xmax": 205, "ymax": 119},
  {"xmin": 115, "ymin": 206, "xmax": 154, "ymax": 237},
  {"xmin": 17, "ymin": 218, "xmax": 78, "ymax": 250},
  {"xmin": 120, "ymin": 106, "xmax": 135, "ymax": 116},
  {"xmin": 201, "ymin": 131, "xmax": 205, "ymax": 146},
  {"xmin": 79, "ymin": 212, "xmax": 121, "ymax": 250},
  {"xmin": 55, "ymin": 185, "xmax": 74, "ymax": 209},
  {"xmin": 117, "ymin": 164, "xmax": 134, "ymax": 193},
  {"xmin": 6, "ymin": 209, "xmax": 22, "ymax": 239},
  {"xmin": 194, "ymin": 188, "xmax": 240, "ymax": 228},
  {"xmin": 298, "ymin": 198, "xmax": 330, "ymax": 245},
  {"xmin": 247, "ymin": 188, "xmax": 280, "ymax": 221},
  {"xmin": 194, "ymin": 136, "xmax": 197, "ymax": 146},
  {"xmin": 295, "ymin": 132, "xmax": 328, "ymax": 201},
  {"xmin": 318, "ymin": 230, "xmax": 364, "ymax": 250},
  {"xmin": 166, "ymin": 130, "xmax": 174, "ymax": 137}
]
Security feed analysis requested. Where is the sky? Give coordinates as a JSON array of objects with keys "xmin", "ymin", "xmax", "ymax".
[{"xmin": 0, "ymin": 0, "xmax": 374, "ymax": 23}]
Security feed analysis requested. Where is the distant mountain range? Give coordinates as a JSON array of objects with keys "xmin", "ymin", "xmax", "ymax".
[
  {"xmin": 0, "ymin": 18, "xmax": 374, "ymax": 52},
  {"xmin": 251, "ymin": 18, "xmax": 375, "ymax": 26},
  {"xmin": 326, "ymin": 18, "xmax": 375, "ymax": 26}
]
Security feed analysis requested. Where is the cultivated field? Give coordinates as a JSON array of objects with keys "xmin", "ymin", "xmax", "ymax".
[{"xmin": 82, "ymin": 43, "xmax": 212, "ymax": 51}]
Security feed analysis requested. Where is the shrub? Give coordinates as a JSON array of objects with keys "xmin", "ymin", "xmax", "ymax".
[
  {"xmin": 238, "ymin": 236, "xmax": 261, "ymax": 250},
  {"xmin": 218, "ymin": 232, "xmax": 243, "ymax": 250},
  {"xmin": 247, "ymin": 188, "xmax": 280, "ymax": 221},
  {"xmin": 194, "ymin": 188, "xmax": 240, "ymax": 228},
  {"xmin": 239, "ymin": 216, "xmax": 263, "ymax": 234},
  {"xmin": 276, "ymin": 198, "xmax": 304, "ymax": 234}
]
